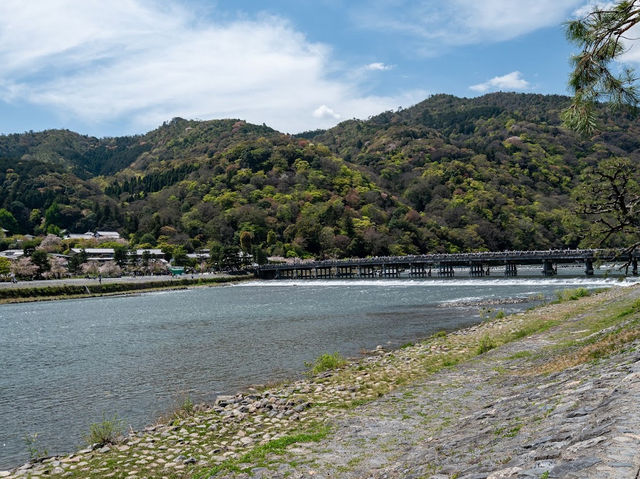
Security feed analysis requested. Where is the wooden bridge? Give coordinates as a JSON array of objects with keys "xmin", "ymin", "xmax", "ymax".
[{"xmin": 255, "ymin": 249, "xmax": 640, "ymax": 280}]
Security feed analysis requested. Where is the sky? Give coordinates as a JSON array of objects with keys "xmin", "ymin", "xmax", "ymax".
[{"xmin": 0, "ymin": 0, "xmax": 631, "ymax": 137}]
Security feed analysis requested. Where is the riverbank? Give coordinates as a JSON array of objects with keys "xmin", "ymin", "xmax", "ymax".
[
  {"xmin": 0, "ymin": 274, "xmax": 253, "ymax": 304},
  {"xmin": 3, "ymin": 285, "xmax": 640, "ymax": 478}
]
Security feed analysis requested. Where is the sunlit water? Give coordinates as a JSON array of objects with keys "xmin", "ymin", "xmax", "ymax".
[{"xmin": 1, "ymin": 272, "xmax": 638, "ymax": 468}]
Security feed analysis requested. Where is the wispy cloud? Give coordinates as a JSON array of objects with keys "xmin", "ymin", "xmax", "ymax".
[
  {"xmin": 469, "ymin": 71, "xmax": 530, "ymax": 92},
  {"xmin": 354, "ymin": 0, "xmax": 584, "ymax": 47},
  {"xmin": 0, "ymin": 0, "xmax": 425, "ymax": 134}
]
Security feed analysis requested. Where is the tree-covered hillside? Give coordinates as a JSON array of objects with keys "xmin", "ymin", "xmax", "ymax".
[{"xmin": 1, "ymin": 93, "xmax": 638, "ymax": 258}]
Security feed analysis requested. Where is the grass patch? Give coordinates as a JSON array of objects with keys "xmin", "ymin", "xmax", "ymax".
[
  {"xmin": 507, "ymin": 350, "xmax": 533, "ymax": 360},
  {"xmin": 197, "ymin": 424, "xmax": 329, "ymax": 477},
  {"xmin": 535, "ymin": 296, "xmax": 640, "ymax": 374},
  {"xmin": 305, "ymin": 352, "xmax": 347, "ymax": 375},
  {"xmin": 511, "ymin": 319, "xmax": 559, "ymax": 340}
]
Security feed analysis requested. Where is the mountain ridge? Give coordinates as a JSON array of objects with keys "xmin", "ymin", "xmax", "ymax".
[{"xmin": 1, "ymin": 92, "xmax": 637, "ymax": 258}]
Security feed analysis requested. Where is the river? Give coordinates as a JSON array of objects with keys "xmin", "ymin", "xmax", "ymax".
[{"xmin": 0, "ymin": 274, "xmax": 638, "ymax": 468}]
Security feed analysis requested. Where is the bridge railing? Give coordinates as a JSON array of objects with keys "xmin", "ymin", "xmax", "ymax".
[{"xmin": 257, "ymin": 248, "xmax": 635, "ymax": 271}]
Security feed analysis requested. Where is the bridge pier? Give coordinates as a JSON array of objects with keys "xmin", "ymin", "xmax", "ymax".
[
  {"xmin": 358, "ymin": 266, "xmax": 376, "ymax": 278},
  {"xmin": 315, "ymin": 266, "xmax": 332, "ymax": 278},
  {"xmin": 336, "ymin": 266, "xmax": 355, "ymax": 278},
  {"xmin": 505, "ymin": 263, "xmax": 517, "ymax": 277},
  {"xmin": 469, "ymin": 263, "xmax": 485, "ymax": 277},
  {"xmin": 542, "ymin": 260, "xmax": 556, "ymax": 276},
  {"xmin": 278, "ymin": 268, "xmax": 295, "ymax": 279},
  {"xmin": 438, "ymin": 264, "xmax": 454, "ymax": 277},
  {"xmin": 382, "ymin": 264, "xmax": 399, "ymax": 278},
  {"xmin": 585, "ymin": 259, "xmax": 594, "ymax": 276},
  {"xmin": 409, "ymin": 264, "xmax": 428, "ymax": 277},
  {"xmin": 633, "ymin": 259, "xmax": 638, "ymax": 276},
  {"xmin": 298, "ymin": 268, "xmax": 313, "ymax": 279}
]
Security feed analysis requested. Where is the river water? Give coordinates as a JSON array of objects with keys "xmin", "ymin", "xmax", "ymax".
[{"xmin": 1, "ymin": 274, "xmax": 638, "ymax": 468}]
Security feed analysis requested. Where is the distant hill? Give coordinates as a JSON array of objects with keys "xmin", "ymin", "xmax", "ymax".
[{"xmin": 1, "ymin": 93, "xmax": 638, "ymax": 257}]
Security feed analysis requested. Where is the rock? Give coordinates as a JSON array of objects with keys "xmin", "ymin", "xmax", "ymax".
[
  {"xmin": 487, "ymin": 467, "xmax": 522, "ymax": 478},
  {"xmin": 214, "ymin": 395, "xmax": 234, "ymax": 407},
  {"xmin": 0, "ymin": 472, "xmax": 11, "ymax": 477}
]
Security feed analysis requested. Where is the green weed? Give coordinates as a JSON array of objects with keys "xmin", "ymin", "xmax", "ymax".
[
  {"xmin": 23, "ymin": 433, "xmax": 48, "ymax": 461},
  {"xmin": 85, "ymin": 414, "xmax": 125, "ymax": 446},
  {"xmin": 305, "ymin": 352, "xmax": 347, "ymax": 375},
  {"xmin": 476, "ymin": 334, "xmax": 496, "ymax": 355}
]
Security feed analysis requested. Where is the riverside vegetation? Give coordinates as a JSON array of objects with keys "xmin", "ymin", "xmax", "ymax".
[
  {"xmin": 4, "ymin": 285, "xmax": 640, "ymax": 478},
  {"xmin": 0, "ymin": 275, "xmax": 252, "ymax": 304}
]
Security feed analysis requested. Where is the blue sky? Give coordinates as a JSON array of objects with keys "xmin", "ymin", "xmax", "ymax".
[{"xmin": 0, "ymin": 1, "xmax": 619, "ymax": 137}]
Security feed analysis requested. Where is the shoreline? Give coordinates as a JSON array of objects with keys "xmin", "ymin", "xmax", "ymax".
[
  {"xmin": 3, "ymin": 285, "xmax": 639, "ymax": 478},
  {"xmin": 0, "ymin": 274, "xmax": 254, "ymax": 304}
]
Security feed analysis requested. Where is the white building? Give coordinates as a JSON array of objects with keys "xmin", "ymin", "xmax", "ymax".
[{"xmin": 0, "ymin": 249, "xmax": 24, "ymax": 259}]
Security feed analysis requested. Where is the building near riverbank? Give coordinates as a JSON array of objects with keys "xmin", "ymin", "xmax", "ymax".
[{"xmin": 69, "ymin": 248, "xmax": 166, "ymax": 262}]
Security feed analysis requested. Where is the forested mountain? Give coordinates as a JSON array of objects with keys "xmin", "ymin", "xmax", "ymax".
[{"xmin": 1, "ymin": 93, "xmax": 638, "ymax": 258}]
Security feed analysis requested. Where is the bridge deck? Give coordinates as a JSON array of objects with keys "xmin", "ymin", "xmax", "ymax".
[{"xmin": 255, "ymin": 249, "xmax": 639, "ymax": 279}]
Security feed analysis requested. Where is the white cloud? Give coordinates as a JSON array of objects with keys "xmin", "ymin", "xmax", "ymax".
[
  {"xmin": 572, "ymin": 1, "xmax": 616, "ymax": 19},
  {"xmin": 365, "ymin": 62, "xmax": 392, "ymax": 71},
  {"xmin": 355, "ymin": 0, "xmax": 584, "ymax": 47},
  {"xmin": 313, "ymin": 105, "xmax": 341, "ymax": 120},
  {"xmin": 0, "ymin": 0, "xmax": 424, "ymax": 134},
  {"xmin": 469, "ymin": 71, "xmax": 530, "ymax": 92}
]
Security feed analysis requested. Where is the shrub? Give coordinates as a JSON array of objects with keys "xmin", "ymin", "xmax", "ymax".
[
  {"xmin": 555, "ymin": 287, "xmax": 590, "ymax": 302},
  {"xmin": 86, "ymin": 414, "xmax": 125, "ymax": 446},
  {"xmin": 173, "ymin": 395, "xmax": 195, "ymax": 420},
  {"xmin": 476, "ymin": 334, "xmax": 497, "ymax": 355},
  {"xmin": 305, "ymin": 352, "xmax": 347, "ymax": 375}
]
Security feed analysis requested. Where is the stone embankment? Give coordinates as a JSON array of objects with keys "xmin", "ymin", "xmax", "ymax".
[{"xmin": 3, "ymin": 286, "xmax": 640, "ymax": 478}]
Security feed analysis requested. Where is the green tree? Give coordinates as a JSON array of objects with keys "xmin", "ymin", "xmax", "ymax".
[
  {"xmin": 113, "ymin": 245, "xmax": 129, "ymax": 268},
  {"xmin": 574, "ymin": 157, "xmax": 640, "ymax": 251},
  {"xmin": 251, "ymin": 245, "xmax": 268, "ymax": 265},
  {"xmin": 564, "ymin": 1, "xmax": 640, "ymax": 135},
  {"xmin": 565, "ymin": 2, "xmax": 640, "ymax": 253},
  {"xmin": 0, "ymin": 208, "xmax": 18, "ymax": 234},
  {"xmin": 239, "ymin": 230, "xmax": 253, "ymax": 252},
  {"xmin": 266, "ymin": 230, "xmax": 277, "ymax": 246},
  {"xmin": 171, "ymin": 245, "xmax": 189, "ymax": 266},
  {"xmin": 220, "ymin": 245, "xmax": 241, "ymax": 271},
  {"xmin": 0, "ymin": 257, "xmax": 10, "ymax": 277},
  {"xmin": 68, "ymin": 250, "xmax": 88, "ymax": 274},
  {"xmin": 30, "ymin": 250, "xmax": 51, "ymax": 278},
  {"xmin": 44, "ymin": 202, "xmax": 61, "ymax": 229}
]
